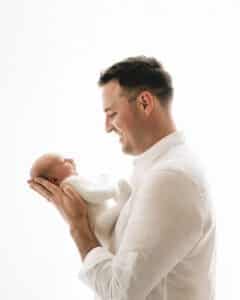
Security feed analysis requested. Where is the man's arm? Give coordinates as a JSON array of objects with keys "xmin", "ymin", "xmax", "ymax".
[
  {"xmin": 70, "ymin": 218, "xmax": 101, "ymax": 261},
  {"xmin": 77, "ymin": 169, "xmax": 204, "ymax": 300}
]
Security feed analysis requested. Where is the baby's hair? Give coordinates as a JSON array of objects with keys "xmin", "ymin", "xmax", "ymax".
[{"xmin": 30, "ymin": 153, "xmax": 61, "ymax": 179}]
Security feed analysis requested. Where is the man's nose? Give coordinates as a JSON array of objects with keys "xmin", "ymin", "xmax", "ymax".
[{"xmin": 105, "ymin": 117, "xmax": 114, "ymax": 133}]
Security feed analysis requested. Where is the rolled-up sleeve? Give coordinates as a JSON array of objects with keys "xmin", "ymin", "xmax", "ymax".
[{"xmin": 78, "ymin": 169, "xmax": 204, "ymax": 300}]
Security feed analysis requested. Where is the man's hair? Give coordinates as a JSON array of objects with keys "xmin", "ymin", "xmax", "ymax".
[{"xmin": 98, "ymin": 56, "xmax": 173, "ymax": 107}]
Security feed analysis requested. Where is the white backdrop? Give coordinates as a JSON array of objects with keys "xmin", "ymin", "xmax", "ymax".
[{"xmin": 1, "ymin": 0, "xmax": 239, "ymax": 299}]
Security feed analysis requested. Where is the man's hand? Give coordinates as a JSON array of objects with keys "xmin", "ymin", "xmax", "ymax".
[
  {"xmin": 27, "ymin": 177, "xmax": 88, "ymax": 227},
  {"xmin": 27, "ymin": 177, "xmax": 101, "ymax": 260}
]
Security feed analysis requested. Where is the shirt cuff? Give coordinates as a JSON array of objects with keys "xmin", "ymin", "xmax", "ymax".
[{"xmin": 78, "ymin": 246, "xmax": 113, "ymax": 285}]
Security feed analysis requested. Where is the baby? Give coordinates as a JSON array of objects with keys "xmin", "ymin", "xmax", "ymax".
[{"xmin": 30, "ymin": 153, "xmax": 132, "ymax": 248}]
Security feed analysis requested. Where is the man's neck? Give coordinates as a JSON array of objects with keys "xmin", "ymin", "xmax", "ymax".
[{"xmin": 137, "ymin": 123, "xmax": 177, "ymax": 155}]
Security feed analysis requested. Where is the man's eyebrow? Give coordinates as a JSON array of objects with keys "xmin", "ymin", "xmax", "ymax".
[{"xmin": 104, "ymin": 107, "xmax": 112, "ymax": 112}]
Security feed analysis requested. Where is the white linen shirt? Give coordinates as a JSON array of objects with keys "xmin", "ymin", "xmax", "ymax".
[{"xmin": 77, "ymin": 130, "xmax": 216, "ymax": 300}]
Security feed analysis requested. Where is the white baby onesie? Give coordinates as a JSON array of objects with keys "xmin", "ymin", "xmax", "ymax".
[{"xmin": 60, "ymin": 174, "xmax": 132, "ymax": 248}]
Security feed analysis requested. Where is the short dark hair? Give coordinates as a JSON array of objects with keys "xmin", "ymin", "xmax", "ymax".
[{"xmin": 98, "ymin": 56, "xmax": 173, "ymax": 106}]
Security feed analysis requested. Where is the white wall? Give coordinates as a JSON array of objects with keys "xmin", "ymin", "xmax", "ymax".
[{"xmin": 1, "ymin": 0, "xmax": 239, "ymax": 299}]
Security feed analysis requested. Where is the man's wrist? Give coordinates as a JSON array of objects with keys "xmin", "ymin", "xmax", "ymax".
[{"xmin": 70, "ymin": 218, "xmax": 101, "ymax": 261}]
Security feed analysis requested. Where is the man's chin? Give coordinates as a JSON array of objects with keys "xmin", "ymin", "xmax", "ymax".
[{"xmin": 120, "ymin": 143, "xmax": 132, "ymax": 154}]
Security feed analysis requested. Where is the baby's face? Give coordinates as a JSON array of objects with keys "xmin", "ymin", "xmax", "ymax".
[
  {"xmin": 31, "ymin": 154, "xmax": 78, "ymax": 185},
  {"xmin": 48, "ymin": 156, "xmax": 77, "ymax": 184}
]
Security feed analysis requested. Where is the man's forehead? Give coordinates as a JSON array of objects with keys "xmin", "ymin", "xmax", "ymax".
[{"xmin": 102, "ymin": 81, "xmax": 124, "ymax": 112}]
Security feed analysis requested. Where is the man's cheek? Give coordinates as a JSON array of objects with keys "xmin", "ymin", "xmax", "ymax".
[{"xmin": 113, "ymin": 121, "xmax": 122, "ymax": 133}]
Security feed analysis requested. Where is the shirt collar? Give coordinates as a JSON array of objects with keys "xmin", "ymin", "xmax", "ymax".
[{"xmin": 133, "ymin": 130, "xmax": 186, "ymax": 168}]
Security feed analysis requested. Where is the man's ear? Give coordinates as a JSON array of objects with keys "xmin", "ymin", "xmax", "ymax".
[
  {"xmin": 138, "ymin": 91, "xmax": 154, "ymax": 115},
  {"xmin": 141, "ymin": 98, "xmax": 148, "ymax": 109}
]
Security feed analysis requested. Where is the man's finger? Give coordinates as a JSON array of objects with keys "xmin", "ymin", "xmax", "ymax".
[
  {"xmin": 62, "ymin": 187, "xmax": 86, "ymax": 209},
  {"xmin": 28, "ymin": 182, "xmax": 52, "ymax": 201},
  {"xmin": 62, "ymin": 186, "xmax": 88, "ymax": 218},
  {"xmin": 33, "ymin": 177, "xmax": 59, "ymax": 194},
  {"xmin": 63, "ymin": 185, "xmax": 85, "ymax": 203},
  {"xmin": 62, "ymin": 186, "xmax": 75, "ymax": 200},
  {"xmin": 61, "ymin": 195, "xmax": 78, "ymax": 217},
  {"xmin": 28, "ymin": 181, "xmax": 52, "ymax": 197}
]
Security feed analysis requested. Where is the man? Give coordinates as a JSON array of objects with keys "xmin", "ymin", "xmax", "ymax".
[{"xmin": 28, "ymin": 56, "xmax": 216, "ymax": 300}]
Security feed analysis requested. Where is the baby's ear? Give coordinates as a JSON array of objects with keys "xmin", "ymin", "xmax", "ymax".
[{"xmin": 51, "ymin": 177, "xmax": 59, "ymax": 184}]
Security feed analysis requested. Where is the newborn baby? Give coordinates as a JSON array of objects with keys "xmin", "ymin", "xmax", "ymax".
[{"xmin": 30, "ymin": 153, "xmax": 132, "ymax": 248}]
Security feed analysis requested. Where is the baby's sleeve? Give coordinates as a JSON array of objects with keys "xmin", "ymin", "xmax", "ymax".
[
  {"xmin": 113, "ymin": 178, "xmax": 132, "ymax": 207},
  {"xmin": 93, "ymin": 178, "xmax": 132, "ymax": 248},
  {"xmin": 60, "ymin": 174, "xmax": 116, "ymax": 204},
  {"xmin": 61, "ymin": 174, "xmax": 132, "ymax": 249}
]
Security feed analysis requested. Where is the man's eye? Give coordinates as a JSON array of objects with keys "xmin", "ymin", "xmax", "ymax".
[{"xmin": 109, "ymin": 113, "xmax": 117, "ymax": 118}]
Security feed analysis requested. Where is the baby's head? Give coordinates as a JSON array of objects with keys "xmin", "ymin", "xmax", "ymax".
[{"xmin": 30, "ymin": 153, "xmax": 78, "ymax": 185}]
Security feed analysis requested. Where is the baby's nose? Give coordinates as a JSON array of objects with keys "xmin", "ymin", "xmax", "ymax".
[{"xmin": 65, "ymin": 158, "xmax": 74, "ymax": 164}]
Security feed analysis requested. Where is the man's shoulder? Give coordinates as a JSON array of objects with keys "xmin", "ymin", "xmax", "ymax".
[
  {"xmin": 142, "ymin": 154, "xmax": 212, "ymax": 219},
  {"xmin": 149, "ymin": 144, "xmax": 209, "ymax": 192}
]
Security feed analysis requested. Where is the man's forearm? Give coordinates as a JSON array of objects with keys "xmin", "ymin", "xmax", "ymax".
[{"xmin": 70, "ymin": 218, "xmax": 101, "ymax": 261}]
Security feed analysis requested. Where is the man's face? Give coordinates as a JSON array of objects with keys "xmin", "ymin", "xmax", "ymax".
[{"xmin": 102, "ymin": 80, "xmax": 143, "ymax": 155}]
